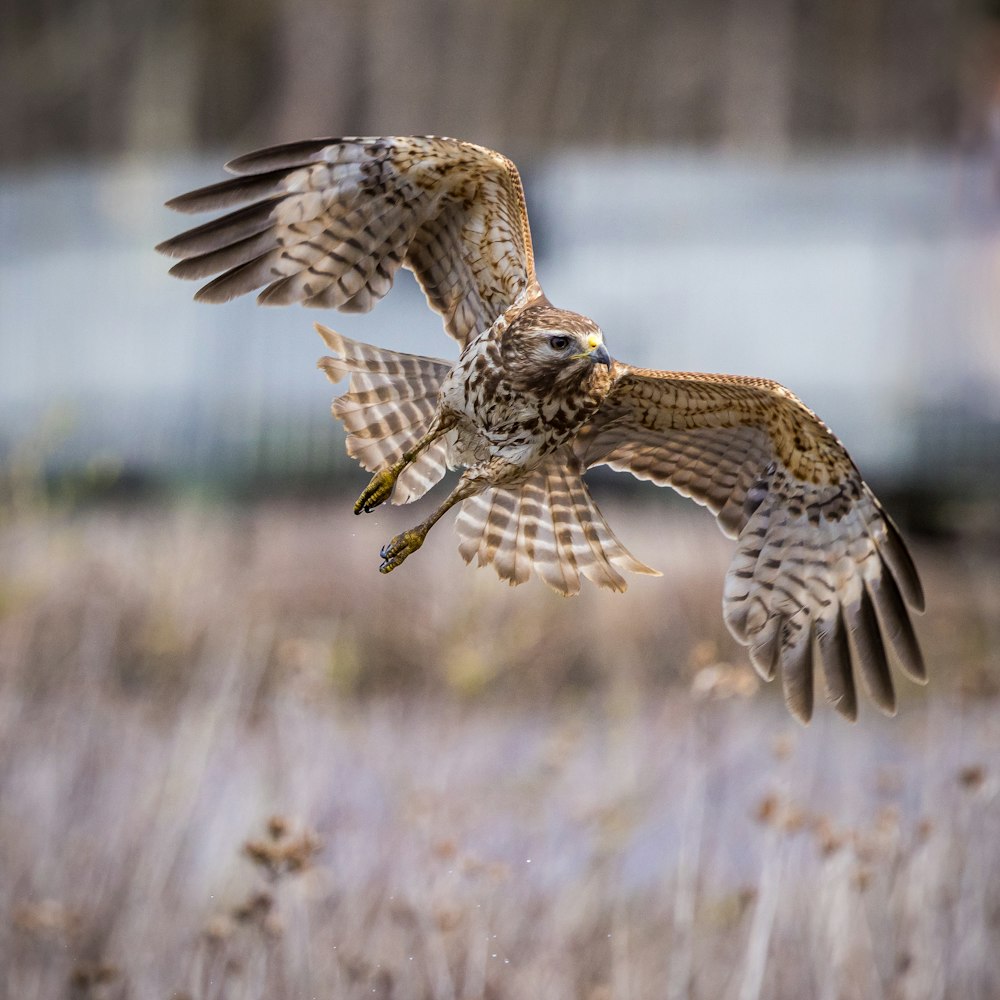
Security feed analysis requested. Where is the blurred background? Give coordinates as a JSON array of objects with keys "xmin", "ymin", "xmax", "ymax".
[
  {"xmin": 2, "ymin": 2, "xmax": 1000, "ymax": 998},
  {"xmin": 4, "ymin": 0, "xmax": 1000, "ymax": 501}
]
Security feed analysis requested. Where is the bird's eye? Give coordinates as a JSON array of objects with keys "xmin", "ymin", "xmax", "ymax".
[{"xmin": 548, "ymin": 335, "xmax": 571, "ymax": 351}]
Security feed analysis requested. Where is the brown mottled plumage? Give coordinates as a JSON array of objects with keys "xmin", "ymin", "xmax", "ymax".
[{"xmin": 158, "ymin": 135, "xmax": 926, "ymax": 722}]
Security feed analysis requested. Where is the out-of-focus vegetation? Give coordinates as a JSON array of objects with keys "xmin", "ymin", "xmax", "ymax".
[
  {"xmin": 1, "ymin": 499, "xmax": 998, "ymax": 998},
  {"xmin": 2, "ymin": 499, "xmax": 997, "ymax": 706}
]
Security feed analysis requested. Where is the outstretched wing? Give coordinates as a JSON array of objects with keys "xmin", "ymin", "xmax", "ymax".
[
  {"xmin": 575, "ymin": 364, "xmax": 926, "ymax": 723},
  {"xmin": 156, "ymin": 136, "xmax": 538, "ymax": 347}
]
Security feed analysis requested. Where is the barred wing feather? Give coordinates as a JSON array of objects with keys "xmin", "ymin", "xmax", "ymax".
[
  {"xmin": 575, "ymin": 365, "xmax": 926, "ymax": 722},
  {"xmin": 157, "ymin": 136, "xmax": 538, "ymax": 347}
]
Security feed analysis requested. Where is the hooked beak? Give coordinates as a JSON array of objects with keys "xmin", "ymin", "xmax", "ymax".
[
  {"xmin": 573, "ymin": 332, "xmax": 612, "ymax": 368},
  {"xmin": 588, "ymin": 342, "xmax": 612, "ymax": 368}
]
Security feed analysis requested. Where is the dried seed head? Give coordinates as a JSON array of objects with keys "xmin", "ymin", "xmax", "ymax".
[
  {"xmin": 754, "ymin": 793, "xmax": 780, "ymax": 826},
  {"xmin": 232, "ymin": 891, "xmax": 274, "ymax": 924},
  {"xmin": 282, "ymin": 829, "xmax": 322, "ymax": 873},
  {"xmin": 812, "ymin": 817, "xmax": 845, "ymax": 857},
  {"xmin": 70, "ymin": 962, "xmax": 119, "ymax": 990},
  {"xmin": 958, "ymin": 765, "xmax": 986, "ymax": 791},
  {"xmin": 242, "ymin": 821, "xmax": 321, "ymax": 879}
]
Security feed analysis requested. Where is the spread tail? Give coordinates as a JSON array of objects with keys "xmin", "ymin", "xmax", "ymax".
[
  {"xmin": 454, "ymin": 451, "xmax": 660, "ymax": 595},
  {"xmin": 316, "ymin": 324, "xmax": 454, "ymax": 504}
]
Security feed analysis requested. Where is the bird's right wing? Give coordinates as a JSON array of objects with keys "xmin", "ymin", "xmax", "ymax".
[
  {"xmin": 575, "ymin": 364, "xmax": 925, "ymax": 723},
  {"xmin": 157, "ymin": 136, "xmax": 539, "ymax": 348}
]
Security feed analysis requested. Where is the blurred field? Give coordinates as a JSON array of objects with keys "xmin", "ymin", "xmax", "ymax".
[{"xmin": 2, "ymin": 496, "xmax": 998, "ymax": 999}]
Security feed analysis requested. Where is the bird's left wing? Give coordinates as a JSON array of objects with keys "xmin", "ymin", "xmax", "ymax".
[
  {"xmin": 156, "ymin": 136, "xmax": 538, "ymax": 348},
  {"xmin": 575, "ymin": 364, "xmax": 926, "ymax": 723}
]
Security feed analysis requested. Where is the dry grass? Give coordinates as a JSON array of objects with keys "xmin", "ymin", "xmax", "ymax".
[{"xmin": 1, "ymin": 498, "xmax": 999, "ymax": 999}]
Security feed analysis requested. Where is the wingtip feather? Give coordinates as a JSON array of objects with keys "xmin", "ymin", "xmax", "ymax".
[
  {"xmin": 817, "ymin": 610, "xmax": 859, "ymax": 722},
  {"xmin": 877, "ymin": 514, "xmax": 926, "ymax": 613},
  {"xmin": 780, "ymin": 628, "xmax": 815, "ymax": 725},
  {"xmin": 193, "ymin": 281, "xmax": 241, "ymax": 304},
  {"xmin": 224, "ymin": 137, "xmax": 338, "ymax": 174},
  {"xmin": 846, "ymin": 589, "xmax": 896, "ymax": 714}
]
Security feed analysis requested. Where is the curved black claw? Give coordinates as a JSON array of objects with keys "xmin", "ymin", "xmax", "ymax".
[
  {"xmin": 355, "ymin": 467, "xmax": 398, "ymax": 515},
  {"xmin": 379, "ymin": 529, "xmax": 426, "ymax": 573}
]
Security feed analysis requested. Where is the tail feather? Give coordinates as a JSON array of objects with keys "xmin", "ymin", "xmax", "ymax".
[
  {"xmin": 316, "ymin": 323, "xmax": 453, "ymax": 504},
  {"xmin": 561, "ymin": 464, "xmax": 656, "ymax": 591},
  {"xmin": 455, "ymin": 452, "xmax": 661, "ymax": 595}
]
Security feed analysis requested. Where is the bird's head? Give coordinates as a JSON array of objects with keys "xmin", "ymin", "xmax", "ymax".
[{"xmin": 501, "ymin": 305, "xmax": 612, "ymax": 394}]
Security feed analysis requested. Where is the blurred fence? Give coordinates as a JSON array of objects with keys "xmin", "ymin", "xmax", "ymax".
[{"xmin": 1, "ymin": 150, "xmax": 999, "ymax": 502}]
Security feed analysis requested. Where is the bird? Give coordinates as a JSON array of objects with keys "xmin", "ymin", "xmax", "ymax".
[{"xmin": 157, "ymin": 135, "xmax": 926, "ymax": 723}]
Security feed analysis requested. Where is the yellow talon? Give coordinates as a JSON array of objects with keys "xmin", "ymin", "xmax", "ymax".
[
  {"xmin": 379, "ymin": 529, "xmax": 426, "ymax": 573},
  {"xmin": 355, "ymin": 466, "xmax": 400, "ymax": 514}
]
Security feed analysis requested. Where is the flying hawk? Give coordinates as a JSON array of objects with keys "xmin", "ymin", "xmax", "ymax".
[{"xmin": 157, "ymin": 136, "xmax": 925, "ymax": 721}]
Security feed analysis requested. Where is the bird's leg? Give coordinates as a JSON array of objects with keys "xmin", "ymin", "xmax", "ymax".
[
  {"xmin": 354, "ymin": 460, "xmax": 407, "ymax": 514},
  {"xmin": 379, "ymin": 471, "xmax": 484, "ymax": 574},
  {"xmin": 354, "ymin": 416, "xmax": 456, "ymax": 515}
]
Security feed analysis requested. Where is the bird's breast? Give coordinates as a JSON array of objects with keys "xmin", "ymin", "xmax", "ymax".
[{"xmin": 440, "ymin": 344, "xmax": 606, "ymax": 472}]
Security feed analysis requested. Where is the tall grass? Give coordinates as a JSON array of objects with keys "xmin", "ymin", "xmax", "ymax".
[{"xmin": 1, "ymin": 499, "xmax": 997, "ymax": 999}]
